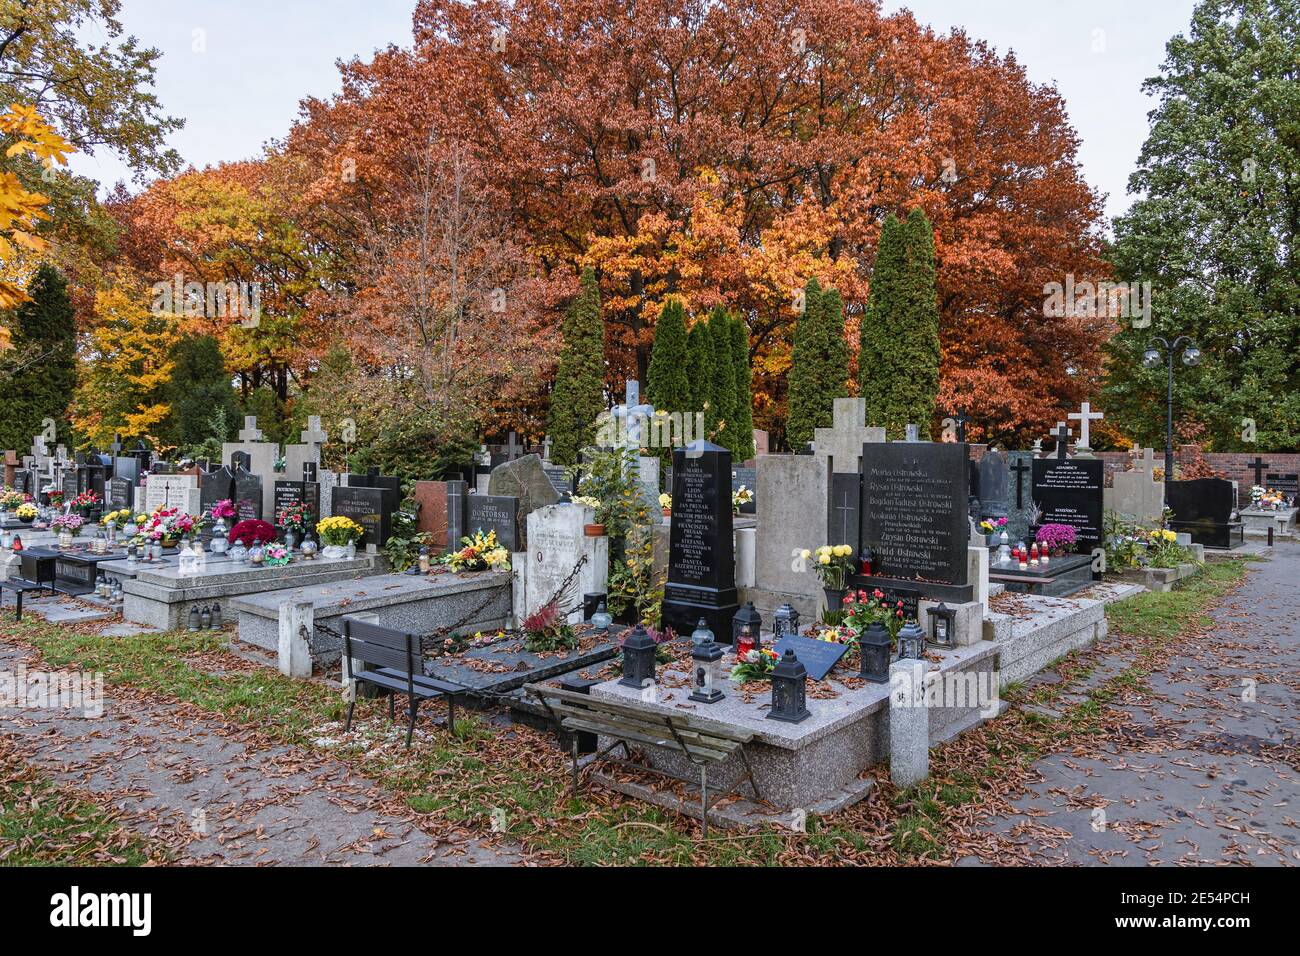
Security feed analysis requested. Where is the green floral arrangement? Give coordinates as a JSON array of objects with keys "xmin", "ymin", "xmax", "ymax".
[{"xmin": 730, "ymin": 646, "xmax": 780, "ymax": 683}]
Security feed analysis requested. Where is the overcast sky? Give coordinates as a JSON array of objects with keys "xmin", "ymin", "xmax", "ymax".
[{"xmin": 68, "ymin": 0, "xmax": 1198, "ymax": 224}]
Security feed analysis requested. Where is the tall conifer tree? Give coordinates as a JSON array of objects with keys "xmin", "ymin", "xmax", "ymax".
[
  {"xmin": 0, "ymin": 264, "xmax": 77, "ymax": 451},
  {"xmin": 546, "ymin": 267, "xmax": 605, "ymax": 465},
  {"xmin": 885, "ymin": 209, "xmax": 941, "ymax": 437},
  {"xmin": 730, "ymin": 314, "xmax": 755, "ymax": 461}
]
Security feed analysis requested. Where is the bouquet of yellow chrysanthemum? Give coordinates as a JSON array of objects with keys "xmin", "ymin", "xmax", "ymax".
[
  {"xmin": 316, "ymin": 516, "xmax": 364, "ymax": 547},
  {"xmin": 803, "ymin": 544, "xmax": 855, "ymax": 590}
]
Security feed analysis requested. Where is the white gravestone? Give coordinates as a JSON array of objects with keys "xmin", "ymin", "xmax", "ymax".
[
  {"xmin": 522, "ymin": 504, "xmax": 609, "ymax": 625},
  {"xmin": 142, "ymin": 475, "xmax": 201, "ymax": 516},
  {"xmin": 814, "ymin": 397, "xmax": 885, "ymax": 475},
  {"xmin": 221, "ymin": 415, "xmax": 280, "ymax": 519}
]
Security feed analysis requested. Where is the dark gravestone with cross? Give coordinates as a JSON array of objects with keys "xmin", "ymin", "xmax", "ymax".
[
  {"xmin": 1006, "ymin": 452, "xmax": 1036, "ymax": 545},
  {"xmin": 829, "ymin": 472, "xmax": 862, "ymax": 556},
  {"xmin": 663, "ymin": 440, "xmax": 738, "ymax": 639},
  {"xmin": 1031, "ymin": 457, "xmax": 1105, "ymax": 576},
  {"xmin": 1049, "ymin": 422, "xmax": 1072, "ymax": 459}
]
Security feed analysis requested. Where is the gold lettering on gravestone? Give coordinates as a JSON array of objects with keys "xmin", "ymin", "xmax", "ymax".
[{"xmin": 865, "ymin": 461, "xmax": 955, "ymax": 578}]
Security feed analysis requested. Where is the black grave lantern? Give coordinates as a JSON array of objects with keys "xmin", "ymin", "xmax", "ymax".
[
  {"xmin": 772, "ymin": 603, "xmax": 801, "ymax": 640},
  {"xmin": 688, "ymin": 640, "xmax": 725, "ymax": 704},
  {"xmin": 618, "ymin": 625, "xmax": 658, "ymax": 689},
  {"xmin": 767, "ymin": 649, "xmax": 810, "ymax": 723},
  {"xmin": 927, "ymin": 603, "xmax": 956, "ymax": 649},
  {"xmin": 732, "ymin": 601, "xmax": 762, "ymax": 649},
  {"xmin": 897, "ymin": 618, "xmax": 926, "ymax": 661},
  {"xmin": 859, "ymin": 621, "xmax": 892, "ymax": 683}
]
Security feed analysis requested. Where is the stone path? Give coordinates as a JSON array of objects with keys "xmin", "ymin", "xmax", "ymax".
[
  {"xmin": 961, "ymin": 543, "xmax": 1299, "ymax": 865},
  {"xmin": 0, "ymin": 642, "xmax": 524, "ymax": 866}
]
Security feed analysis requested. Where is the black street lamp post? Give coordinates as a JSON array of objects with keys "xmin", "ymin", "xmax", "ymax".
[{"xmin": 1142, "ymin": 336, "xmax": 1201, "ymax": 480}]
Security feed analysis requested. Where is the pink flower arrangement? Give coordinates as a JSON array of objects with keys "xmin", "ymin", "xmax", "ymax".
[
  {"xmin": 136, "ymin": 507, "xmax": 198, "ymax": 542},
  {"xmin": 208, "ymin": 498, "xmax": 236, "ymax": 521},
  {"xmin": 51, "ymin": 513, "xmax": 84, "ymax": 535},
  {"xmin": 1034, "ymin": 523, "xmax": 1078, "ymax": 554}
]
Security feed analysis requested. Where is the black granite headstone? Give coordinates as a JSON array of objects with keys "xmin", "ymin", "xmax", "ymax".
[
  {"xmin": 1265, "ymin": 473, "xmax": 1299, "ymax": 499},
  {"xmin": 1031, "ymin": 457, "xmax": 1104, "ymax": 571},
  {"xmin": 273, "ymin": 480, "xmax": 320, "ymax": 537},
  {"xmin": 331, "ymin": 485, "xmax": 390, "ymax": 546},
  {"xmin": 467, "ymin": 494, "xmax": 520, "ymax": 552},
  {"xmin": 233, "ymin": 468, "xmax": 263, "ymax": 521},
  {"xmin": 107, "ymin": 476, "xmax": 133, "ymax": 511},
  {"xmin": 978, "ymin": 448, "xmax": 1009, "ymax": 520},
  {"xmin": 828, "ymin": 472, "xmax": 862, "ymax": 556},
  {"xmin": 540, "ymin": 462, "xmax": 570, "ymax": 501},
  {"xmin": 1166, "ymin": 478, "xmax": 1243, "ymax": 549},
  {"xmin": 772, "ymin": 634, "xmax": 849, "ymax": 681},
  {"xmin": 663, "ymin": 441, "xmax": 738, "ymax": 638},
  {"xmin": 200, "ymin": 465, "xmax": 236, "ymax": 516},
  {"xmin": 859, "ymin": 441, "xmax": 970, "ymax": 590}
]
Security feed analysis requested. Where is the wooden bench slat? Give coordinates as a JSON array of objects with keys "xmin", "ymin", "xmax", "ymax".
[
  {"xmin": 525, "ymin": 683, "xmax": 755, "ymax": 744},
  {"xmin": 559, "ymin": 717, "xmax": 735, "ymax": 763},
  {"xmin": 544, "ymin": 701, "xmax": 745, "ymax": 754},
  {"xmin": 355, "ymin": 670, "xmax": 446, "ymax": 700}
]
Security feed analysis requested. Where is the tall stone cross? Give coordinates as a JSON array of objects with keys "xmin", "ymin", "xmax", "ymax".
[
  {"xmin": 1135, "ymin": 447, "xmax": 1157, "ymax": 477},
  {"xmin": 1010, "ymin": 455, "xmax": 1032, "ymax": 507},
  {"xmin": 1067, "ymin": 401, "xmax": 1104, "ymax": 454},
  {"xmin": 1052, "ymin": 422, "xmax": 1072, "ymax": 459},
  {"xmin": 814, "ymin": 397, "xmax": 885, "ymax": 475},
  {"xmin": 542, "ymin": 435, "xmax": 553, "ymax": 461},
  {"xmin": 110, "ymin": 433, "xmax": 124, "ymax": 456},
  {"xmin": 1248, "ymin": 455, "xmax": 1271, "ymax": 486},
  {"xmin": 301, "ymin": 415, "xmax": 328, "ymax": 447},
  {"xmin": 238, "ymin": 416, "xmax": 264, "ymax": 442},
  {"xmin": 506, "ymin": 431, "xmax": 521, "ymax": 461},
  {"xmin": 945, "ymin": 409, "xmax": 970, "ymax": 443}
]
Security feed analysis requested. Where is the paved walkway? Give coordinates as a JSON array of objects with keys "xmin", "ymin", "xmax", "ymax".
[
  {"xmin": 962, "ymin": 543, "xmax": 1299, "ymax": 865},
  {"xmin": 0, "ymin": 643, "xmax": 523, "ymax": 866}
]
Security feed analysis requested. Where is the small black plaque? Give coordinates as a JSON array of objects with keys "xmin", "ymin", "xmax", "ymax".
[{"xmin": 772, "ymin": 634, "xmax": 849, "ymax": 682}]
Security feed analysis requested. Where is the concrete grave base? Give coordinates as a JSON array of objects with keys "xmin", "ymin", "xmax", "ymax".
[
  {"xmin": 232, "ymin": 570, "xmax": 512, "ymax": 666},
  {"xmin": 120, "ymin": 554, "xmax": 380, "ymax": 630},
  {"xmin": 590, "ymin": 641, "xmax": 1000, "ymax": 811},
  {"xmin": 1240, "ymin": 507, "xmax": 1297, "ymax": 538}
]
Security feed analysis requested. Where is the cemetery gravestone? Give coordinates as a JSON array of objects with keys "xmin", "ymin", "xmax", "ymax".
[
  {"xmin": 731, "ymin": 466, "xmax": 757, "ymax": 514},
  {"xmin": 1031, "ymin": 457, "xmax": 1104, "ymax": 571},
  {"xmin": 200, "ymin": 466, "xmax": 236, "ymax": 517},
  {"xmin": 467, "ymin": 494, "xmax": 521, "ymax": 552},
  {"xmin": 1006, "ymin": 451, "xmax": 1036, "ymax": 545},
  {"xmin": 978, "ymin": 448, "xmax": 1009, "ymax": 522},
  {"xmin": 1166, "ymin": 478, "xmax": 1244, "ymax": 549},
  {"xmin": 663, "ymin": 440, "xmax": 739, "ymax": 639},
  {"xmin": 233, "ymin": 467, "xmax": 264, "ymax": 521},
  {"xmin": 1105, "ymin": 447, "xmax": 1164, "ymax": 524},
  {"xmin": 331, "ymin": 484, "xmax": 391, "ymax": 547},
  {"xmin": 1266, "ymin": 473, "xmax": 1299, "ymax": 500},
  {"xmin": 107, "ymin": 476, "xmax": 133, "ymax": 512},
  {"xmin": 858, "ymin": 441, "xmax": 972, "ymax": 603},
  {"xmin": 273, "ymin": 477, "xmax": 320, "ymax": 537},
  {"xmin": 523, "ymin": 504, "xmax": 609, "ymax": 624}
]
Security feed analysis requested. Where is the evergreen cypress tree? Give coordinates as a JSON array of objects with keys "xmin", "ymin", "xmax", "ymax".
[
  {"xmin": 0, "ymin": 264, "xmax": 77, "ymax": 451},
  {"xmin": 786, "ymin": 277, "xmax": 849, "ymax": 449},
  {"xmin": 729, "ymin": 314, "xmax": 755, "ymax": 461},
  {"xmin": 685, "ymin": 317, "xmax": 717, "ymax": 434},
  {"xmin": 165, "ymin": 334, "xmax": 239, "ymax": 455},
  {"xmin": 708, "ymin": 307, "xmax": 736, "ymax": 451},
  {"xmin": 785, "ymin": 278, "xmax": 822, "ymax": 449},
  {"xmin": 546, "ymin": 267, "xmax": 606, "ymax": 465},
  {"xmin": 859, "ymin": 213, "xmax": 905, "ymax": 430},
  {"xmin": 884, "ymin": 208, "xmax": 941, "ymax": 438},
  {"xmin": 645, "ymin": 298, "xmax": 691, "ymax": 416}
]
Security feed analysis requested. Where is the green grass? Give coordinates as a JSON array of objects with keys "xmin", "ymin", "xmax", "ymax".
[{"xmin": 0, "ymin": 750, "xmax": 157, "ymax": 866}]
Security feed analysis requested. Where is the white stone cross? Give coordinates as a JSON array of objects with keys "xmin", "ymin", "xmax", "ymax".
[
  {"xmin": 814, "ymin": 397, "xmax": 885, "ymax": 474},
  {"xmin": 1067, "ymin": 401, "xmax": 1104, "ymax": 450},
  {"xmin": 238, "ymin": 416, "xmax": 264, "ymax": 442},
  {"xmin": 300, "ymin": 415, "xmax": 328, "ymax": 446},
  {"xmin": 1135, "ymin": 447, "xmax": 1156, "ymax": 476},
  {"xmin": 542, "ymin": 435, "xmax": 553, "ymax": 460}
]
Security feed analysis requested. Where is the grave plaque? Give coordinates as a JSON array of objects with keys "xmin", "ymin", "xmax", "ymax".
[
  {"xmin": 61, "ymin": 471, "xmax": 78, "ymax": 503},
  {"xmin": 107, "ymin": 476, "xmax": 133, "ymax": 511},
  {"xmin": 200, "ymin": 466, "xmax": 236, "ymax": 516},
  {"xmin": 540, "ymin": 462, "xmax": 570, "ymax": 501},
  {"xmin": 233, "ymin": 469, "xmax": 264, "ymax": 521},
  {"xmin": 1266, "ymin": 473, "xmax": 1299, "ymax": 499},
  {"xmin": 467, "ymin": 494, "xmax": 520, "ymax": 552},
  {"xmin": 273, "ymin": 480, "xmax": 320, "ymax": 536},
  {"xmin": 731, "ymin": 466, "xmax": 757, "ymax": 514},
  {"xmin": 663, "ymin": 441, "xmax": 738, "ymax": 638},
  {"xmin": 859, "ymin": 442, "xmax": 970, "ymax": 589},
  {"xmin": 772, "ymin": 634, "xmax": 850, "ymax": 682},
  {"xmin": 331, "ymin": 485, "xmax": 389, "ymax": 547},
  {"xmin": 978, "ymin": 448, "xmax": 1009, "ymax": 520},
  {"xmin": 1031, "ymin": 457, "xmax": 1104, "ymax": 570},
  {"xmin": 828, "ymin": 472, "xmax": 862, "ymax": 556}
]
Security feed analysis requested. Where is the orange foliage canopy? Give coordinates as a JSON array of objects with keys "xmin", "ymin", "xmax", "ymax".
[{"xmin": 106, "ymin": 0, "xmax": 1109, "ymax": 444}]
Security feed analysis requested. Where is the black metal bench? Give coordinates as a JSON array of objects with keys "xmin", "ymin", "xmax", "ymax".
[
  {"xmin": 341, "ymin": 616, "xmax": 468, "ymax": 747},
  {"xmin": 0, "ymin": 554, "xmax": 57, "ymax": 621},
  {"xmin": 525, "ymin": 682, "xmax": 760, "ymax": 837}
]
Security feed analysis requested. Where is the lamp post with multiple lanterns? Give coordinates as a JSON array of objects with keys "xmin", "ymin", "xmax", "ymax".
[{"xmin": 1142, "ymin": 336, "xmax": 1201, "ymax": 480}]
